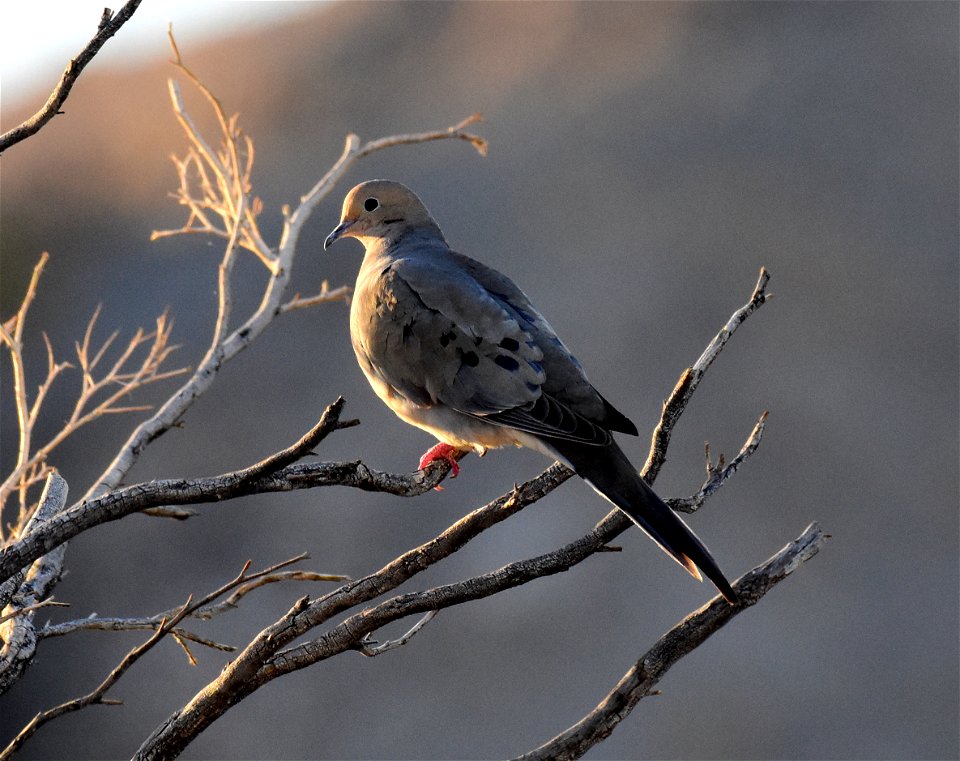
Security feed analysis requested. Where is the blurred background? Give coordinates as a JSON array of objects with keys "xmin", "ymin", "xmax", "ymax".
[{"xmin": 1, "ymin": 2, "xmax": 957, "ymax": 759}]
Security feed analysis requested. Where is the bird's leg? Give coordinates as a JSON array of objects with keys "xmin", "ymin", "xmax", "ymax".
[
  {"xmin": 418, "ymin": 442, "xmax": 463, "ymax": 490},
  {"xmin": 418, "ymin": 442, "xmax": 462, "ymax": 476}
]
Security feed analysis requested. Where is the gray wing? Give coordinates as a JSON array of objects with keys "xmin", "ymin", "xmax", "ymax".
[
  {"xmin": 450, "ymin": 251, "xmax": 638, "ymax": 438},
  {"xmin": 355, "ymin": 249, "xmax": 636, "ymax": 445}
]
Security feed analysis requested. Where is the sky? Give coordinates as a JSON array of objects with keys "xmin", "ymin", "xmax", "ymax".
[{"xmin": 0, "ymin": 0, "xmax": 315, "ymax": 111}]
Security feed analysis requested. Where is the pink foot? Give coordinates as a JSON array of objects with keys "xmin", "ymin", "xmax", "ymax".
[{"xmin": 418, "ymin": 443, "xmax": 462, "ymax": 490}]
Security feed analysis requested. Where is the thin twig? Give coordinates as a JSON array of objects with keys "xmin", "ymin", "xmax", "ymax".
[
  {"xmin": 43, "ymin": 615, "xmax": 235, "ymax": 655},
  {"xmin": 195, "ymin": 569, "xmax": 351, "ymax": 619},
  {"xmin": 39, "ymin": 567, "xmax": 350, "ymax": 638},
  {"xmin": 356, "ymin": 611, "xmax": 439, "ymax": 657},
  {"xmin": 230, "ymin": 397, "xmax": 357, "ymax": 486},
  {"xmin": 644, "ymin": 266, "xmax": 770, "ymax": 481},
  {"xmin": 0, "ymin": 1, "xmax": 144, "ymax": 153},
  {"xmin": 669, "ymin": 410, "xmax": 769, "ymax": 514},
  {"xmin": 0, "ymin": 598, "xmax": 68, "ymax": 626},
  {"xmin": 280, "ymin": 284, "xmax": 353, "ymax": 312},
  {"xmin": 0, "ymin": 254, "xmax": 50, "ymax": 518}
]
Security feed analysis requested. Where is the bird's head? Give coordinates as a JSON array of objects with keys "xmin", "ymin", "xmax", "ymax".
[{"xmin": 324, "ymin": 180, "xmax": 442, "ymax": 251}]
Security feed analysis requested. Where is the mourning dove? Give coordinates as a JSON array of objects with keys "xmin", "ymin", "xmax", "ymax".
[{"xmin": 325, "ymin": 180, "xmax": 737, "ymax": 603}]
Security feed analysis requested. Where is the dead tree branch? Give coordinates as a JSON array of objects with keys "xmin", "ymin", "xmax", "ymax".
[
  {"xmin": 0, "ymin": 399, "xmax": 438, "ymax": 586},
  {"xmin": 38, "ymin": 566, "xmax": 349, "ymax": 649},
  {"xmin": 669, "ymin": 410, "xmax": 769, "ymax": 514},
  {"xmin": 356, "ymin": 610, "xmax": 440, "ymax": 657},
  {"xmin": 644, "ymin": 267, "xmax": 770, "ymax": 480},
  {"xmin": 513, "ymin": 523, "xmax": 825, "ymax": 761},
  {"xmin": 0, "ymin": 256, "xmax": 188, "ymax": 535},
  {"xmin": 0, "ymin": 1, "xmax": 144, "ymax": 153},
  {"xmin": 1, "ymin": 554, "xmax": 330, "ymax": 760}
]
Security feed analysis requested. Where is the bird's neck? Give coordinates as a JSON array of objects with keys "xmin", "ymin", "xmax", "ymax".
[{"xmin": 359, "ymin": 222, "xmax": 447, "ymax": 257}]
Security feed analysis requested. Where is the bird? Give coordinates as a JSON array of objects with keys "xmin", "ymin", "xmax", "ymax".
[{"xmin": 324, "ymin": 180, "xmax": 737, "ymax": 604}]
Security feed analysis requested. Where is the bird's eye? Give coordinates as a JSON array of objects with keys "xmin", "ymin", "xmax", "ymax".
[{"xmin": 364, "ymin": 197, "xmax": 380, "ymax": 212}]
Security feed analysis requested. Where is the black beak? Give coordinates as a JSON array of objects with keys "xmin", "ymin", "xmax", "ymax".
[{"xmin": 323, "ymin": 220, "xmax": 354, "ymax": 250}]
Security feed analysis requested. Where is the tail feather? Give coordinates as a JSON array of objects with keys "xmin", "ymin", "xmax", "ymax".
[{"xmin": 547, "ymin": 438, "xmax": 738, "ymax": 604}]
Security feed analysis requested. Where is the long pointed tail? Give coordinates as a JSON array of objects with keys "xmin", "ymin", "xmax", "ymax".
[{"xmin": 548, "ymin": 439, "xmax": 737, "ymax": 604}]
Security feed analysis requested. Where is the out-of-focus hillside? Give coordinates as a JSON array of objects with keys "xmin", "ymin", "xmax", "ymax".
[{"xmin": 1, "ymin": 2, "xmax": 957, "ymax": 759}]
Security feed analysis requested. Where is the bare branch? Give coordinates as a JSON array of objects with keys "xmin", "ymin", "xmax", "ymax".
[
  {"xmin": 0, "ymin": 596, "xmax": 196, "ymax": 761},
  {"xmin": 229, "ymin": 397, "xmax": 359, "ymax": 486},
  {"xmin": 280, "ymin": 283, "xmax": 353, "ymax": 313},
  {"xmin": 2, "ymin": 554, "xmax": 328, "ymax": 758},
  {"xmin": 1, "ymin": 295, "xmax": 187, "ymax": 520},
  {"xmin": 0, "ymin": 254, "xmax": 50, "ymax": 521},
  {"xmin": 0, "ymin": 599, "xmax": 68, "ymax": 627},
  {"xmin": 356, "ymin": 611, "xmax": 439, "ymax": 657},
  {"xmin": 191, "ymin": 570, "xmax": 351, "ymax": 623},
  {"xmin": 644, "ymin": 266, "xmax": 770, "ymax": 480},
  {"xmin": 47, "ymin": 617, "xmax": 234, "ymax": 656},
  {"xmin": 669, "ymin": 410, "xmax": 769, "ymax": 514},
  {"xmin": 355, "ymin": 112, "xmax": 488, "ymax": 160},
  {"xmin": 0, "ymin": 1, "xmax": 144, "ymax": 153},
  {"xmin": 39, "ymin": 564, "xmax": 349, "ymax": 640},
  {"xmin": 131, "ymin": 468, "xmax": 571, "ymax": 759},
  {"xmin": 0, "ymin": 399, "xmax": 444, "ymax": 586},
  {"xmin": 513, "ymin": 523, "xmax": 825, "ymax": 761}
]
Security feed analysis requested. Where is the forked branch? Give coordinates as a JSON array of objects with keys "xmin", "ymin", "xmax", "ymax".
[
  {"xmin": 1, "ymin": 554, "xmax": 338, "ymax": 760},
  {"xmin": 644, "ymin": 267, "xmax": 770, "ymax": 480},
  {"xmin": 0, "ymin": 259, "xmax": 187, "ymax": 534},
  {"xmin": 670, "ymin": 410, "xmax": 769, "ymax": 514},
  {"xmin": 0, "ymin": 399, "xmax": 371, "ymax": 585}
]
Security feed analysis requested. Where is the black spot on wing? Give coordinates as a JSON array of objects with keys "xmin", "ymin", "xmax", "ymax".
[
  {"xmin": 494, "ymin": 354, "xmax": 520, "ymax": 372},
  {"xmin": 460, "ymin": 350, "xmax": 480, "ymax": 367},
  {"xmin": 439, "ymin": 329, "xmax": 457, "ymax": 347},
  {"xmin": 499, "ymin": 336, "xmax": 520, "ymax": 351}
]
